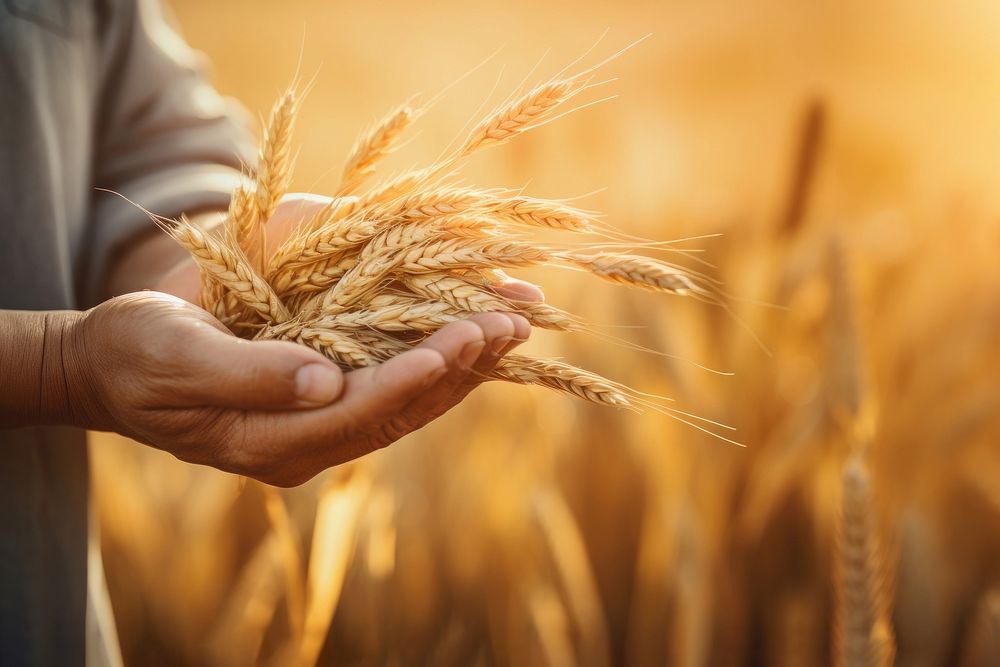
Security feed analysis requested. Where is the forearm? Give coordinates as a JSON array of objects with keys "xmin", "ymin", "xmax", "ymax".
[
  {"xmin": 0, "ymin": 309, "xmax": 86, "ymax": 428},
  {"xmin": 103, "ymin": 210, "xmax": 226, "ymax": 300}
]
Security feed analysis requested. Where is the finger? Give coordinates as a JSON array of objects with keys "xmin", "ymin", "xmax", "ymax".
[
  {"xmin": 178, "ymin": 331, "xmax": 346, "ymax": 410},
  {"xmin": 227, "ymin": 345, "xmax": 451, "ymax": 486},
  {"xmin": 492, "ymin": 276, "xmax": 545, "ymax": 303},
  {"xmin": 498, "ymin": 312, "xmax": 531, "ymax": 353},
  {"xmin": 327, "ymin": 316, "xmax": 499, "ymax": 429},
  {"xmin": 417, "ymin": 312, "xmax": 515, "ymax": 389},
  {"xmin": 386, "ymin": 313, "xmax": 522, "ymax": 426},
  {"xmin": 224, "ymin": 315, "xmax": 525, "ymax": 483},
  {"xmin": 469, "ymin": 312, "xmax": 529, "ymax": 375},
  {"xmin": 254, "ymin": 316, "xmax": 508, "ymax": 467}
]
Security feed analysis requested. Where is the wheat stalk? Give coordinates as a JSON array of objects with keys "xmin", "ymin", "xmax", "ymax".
[{"xmin": 833, "ymin": 452, "xmax": 896, "ymax": 667}]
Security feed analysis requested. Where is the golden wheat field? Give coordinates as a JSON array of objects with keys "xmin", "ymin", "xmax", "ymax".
[{"xmin": 90, "ymin": 1, "xmax": 1000, "ymax": 665}]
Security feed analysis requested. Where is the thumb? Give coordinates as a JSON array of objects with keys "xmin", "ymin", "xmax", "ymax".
[{"xmin": 182, "ymin": 331, "xmax": 345, "ymax": 410}]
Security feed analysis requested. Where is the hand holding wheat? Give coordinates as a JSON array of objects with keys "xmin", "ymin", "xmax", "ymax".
[
  {"xmin": 157, "ymin": 48, "xmax": 734, "ymax": 443},
  {"xmin": 67, "ymin": 291, "xmax": 529, "ymax": 486}
]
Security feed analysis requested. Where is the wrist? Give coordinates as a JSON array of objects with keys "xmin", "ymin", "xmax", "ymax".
[
  {"xmin": 37, "ymin": 310, "xmax": 89, "ymax": 427},
  {"xmin": 57, "ymin": 307, "xmax": 116, "ymax": 431},
  {"xmin": 37, "ymin": 308, "xmax": 113, "ymax": 431},
  {"xmin": 0, "ymin": 309, "xmax": 88, "ymax": 427}
]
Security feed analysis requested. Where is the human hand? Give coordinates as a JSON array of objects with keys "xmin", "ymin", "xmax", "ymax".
[{"xmin": 65, "ymin": 291, "xmax": 531, "ymax": 486}]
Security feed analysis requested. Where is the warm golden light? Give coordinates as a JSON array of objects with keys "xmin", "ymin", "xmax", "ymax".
[{"xmin": 91, "ymin": 1, "xmax": 1000, "ymax": 664}]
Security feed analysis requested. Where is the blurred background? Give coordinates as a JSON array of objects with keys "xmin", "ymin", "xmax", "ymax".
[{"xmin": 91, "ymin": 0, "xmax": 1000, "ymax": 664}]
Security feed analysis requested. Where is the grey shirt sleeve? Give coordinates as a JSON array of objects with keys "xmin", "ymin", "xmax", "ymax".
[{"xmin": 80, "ymin": 0, "xmax": 256, "ymax": 305}]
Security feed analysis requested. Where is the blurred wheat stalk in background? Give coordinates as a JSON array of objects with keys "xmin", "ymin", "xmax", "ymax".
[{"xmin": 90, "ymin": 12, "xmax": 1000, "ymax": 667}]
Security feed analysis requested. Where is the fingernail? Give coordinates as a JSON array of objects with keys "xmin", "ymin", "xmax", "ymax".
[
  {"xmin": 459, "ymin": 340, "xmax": 486, "ymax": 368},
  {"xmin": 491, "ymin": 335, "xmax": 513, "ymax": 355},
  {"xmin": 295, "ymin": 364, "xmax": 341, "ymax": 404},
  {"xmin": 422, "ymin": 364, "xmax": 449, "ymax": 388}
]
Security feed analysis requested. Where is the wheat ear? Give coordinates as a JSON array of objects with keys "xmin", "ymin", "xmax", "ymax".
[
  {"xmin": 459, "ymin": 77, "xmax": 581, "ymax": 157},
  {"xmin": 402, "ymin": 274, "xmax": 577, "ymax": 331},
  {"xmin": 833, "ymin": 453, "xmax": 895, "ymax": 667},
  {"xmin": 557, "ymin": 252, "xmax": 700, "ymax": 295},
  {"xmin": 170, "ymin": 217, "xmax": 290, "ymax": 324},
  {"xmin": 493, "ymin": 355, "xmax": 633, "ymax": 408},
  {"xmin": 240, "ymin": 87, "xmax": 297, "ymax": 274},
  {"xmin": 257, "ymin": 318, "xmax": 385, "ymax": 368},
  {"xmin": 337, "ymin": 101, "xmax": 416, "ymax": 196}
]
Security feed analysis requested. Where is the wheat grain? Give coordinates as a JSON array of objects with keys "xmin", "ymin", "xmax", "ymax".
[
  {"xmin": 171, "ymin": 217, "xmax": 290, "ymax": 323},
  {"xmin": 460, "ymin": 78, "xmax": 579, "ymax": 156},
  {"xmin": 268, "ymin": 201, "xmax": 496, "ymax": 290},
  {"xmin": 338, "ymin": 102, "xmax": 415, "ymax": 196},
  {"xmin": 255, "ymin": 88, "xmax": 297, "ymax": 223},
  {"xmin": 402, "ymin": 274, "xmax": 510, "ymax": 312},
  {"xmin": 493, "ymin": 355, "xmax": 633, "ymax": 408},
  {"xmin": 226, "ymin": 183, "xmax": 255, "ymax": 242},
  {"xmin": 272, "ymin": 219, "xmax": 497, "ymax": 300},
  {"xmin": 325, "ymin": 299, "xmax": 463, "ymax": 332},
  {"xmin": 257, "ymin": 318, "xmax": 387, "ymax": 368},
  {"xmin": 557, "ymin": 252, "xmax": 699, "ymax": 294},
  {"xmin": 402, "ymin": 274, "xmax": 577, "ymax": 330},
  {"xmin": 171, "ymin": 69, "xmax": 714, "ymax": 421},
  {"xmin": 495, "ymin": 196, "xmax": 594, "ymax": 231},
  {"xmin": 242, "ymin": 88, "xmax": 297, "ymax": 274}
]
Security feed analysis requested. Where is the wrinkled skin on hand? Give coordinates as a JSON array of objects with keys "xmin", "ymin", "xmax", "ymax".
[
  {"xmin": 67, "ymin": 291, "xmax": 531, "ymax": 486},
  {"xmin": 73, "ymin": 193, "xmax": 544, "ymax": 485}
]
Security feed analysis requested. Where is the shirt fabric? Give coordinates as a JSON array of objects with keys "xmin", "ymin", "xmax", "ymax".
[{"xmin": 0, "ymin": 1, "xmax": 253, "ymax": 663}]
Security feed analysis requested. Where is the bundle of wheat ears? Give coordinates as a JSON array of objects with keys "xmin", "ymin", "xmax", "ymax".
[{"xmin": 163, "ymin": 56, "xmax": 730, "ymax": 437}]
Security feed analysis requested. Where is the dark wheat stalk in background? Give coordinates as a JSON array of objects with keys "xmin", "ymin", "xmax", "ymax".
[{"xmin": 833, "ymin": 452, "xmax": 896, "ymax": 667}]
